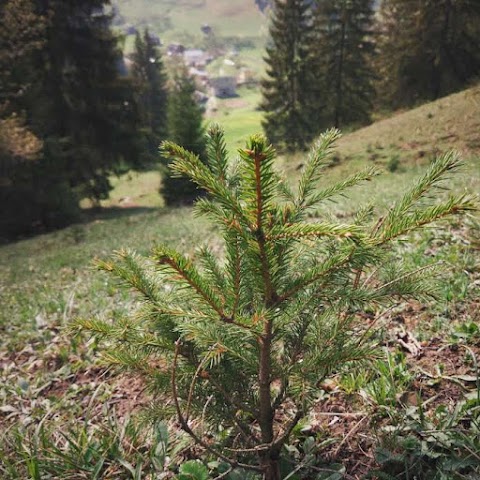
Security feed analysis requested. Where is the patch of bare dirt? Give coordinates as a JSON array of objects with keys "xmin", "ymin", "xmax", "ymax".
[
  {"xmin": 310, "ymin": 394, "xmax": 376, "ymax": 478},
  {"xmin": 300, "ymin": 334, "xmax": 480, "ymax": 479}
]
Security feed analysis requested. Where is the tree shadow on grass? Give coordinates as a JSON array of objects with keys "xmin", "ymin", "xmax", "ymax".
[
  {"xmin": 0, "ymin": 206, "xmax": 166, "ymax": 245},
  {"xmin": 81, "ymin": 205, "xmax": 162, "ymax": 222}
]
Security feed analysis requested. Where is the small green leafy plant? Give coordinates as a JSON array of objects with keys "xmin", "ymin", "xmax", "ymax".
[
  {"xmin": 370, "ymin": 389, "xmax": 480, "ymax": 479},
  {"xmin": 78, "ymin": 126, "xmax": 475, "ymax": 479},
  {"xmin": 387, "ymin": 154, "xmax": 401, "ymax": 173},
  {"xmin": 364, "ymin": 350, "xmax": 414, "ymax": 408}
]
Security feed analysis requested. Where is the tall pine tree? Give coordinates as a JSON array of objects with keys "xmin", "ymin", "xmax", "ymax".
[
  {"xmin": 377, "ymin": 0, "xmax": 480, "ymax": 107},
  {"xmin": 38, "ymin": 0, "xmax": 141, "ymax": 201},
  {"xmin": 0, "ymin": 0, "xmax": 80, "ymax": 236},
  {"xmin": 160, "ymin": 68, "xmax": 206, "ymax": 205},
  {"xmin": 0, "ymin": 0, "xmax": 46, "ymax": 110},
  {"xmin": 131, "ymin": 29, "xmax": 168, "ymax": 164},
  {"xmin": 260, "ymin": 0, "xmax": 315, "ymax": 152},
  {"xmin": 0, "ymin": 0, "xmax": 143, "ymax": 236},
  {"xmin": 312, "ymin": 0, "xmax": 377, "ymax": 128}
]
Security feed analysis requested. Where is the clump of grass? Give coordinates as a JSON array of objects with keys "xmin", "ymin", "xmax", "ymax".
[
  {"xmin": 0, "ymin": 418, "xmax": 175, "ymax": 479},
  {"xmin": 387, "ymin": 154, "xmax": 401, "ymax": 172}
]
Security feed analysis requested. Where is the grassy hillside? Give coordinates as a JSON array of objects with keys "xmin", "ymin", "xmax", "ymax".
[
  {"xmin": 1, "ymin": 87, "xmax": 479, "ymax": 478},
  {"xmin": 337, "ymin": 85, "xmax": 480, "ymax": 164},
  {"xmin": 114, "ymin": 0, "xmax": 267, "ymax": 47}
]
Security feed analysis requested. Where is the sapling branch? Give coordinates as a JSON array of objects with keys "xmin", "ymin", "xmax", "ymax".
[
  {"xmin": 231, "ymin": 236, "xmax": 242, "ymax": 318},
  {"xmin": 185, "ymin": 353, "xmax": 212, "ymax": 421},
  {"xmin": 156, "ymin": 252, "xmax": 254, "ymax": 331},
  {"xmin": 156, "ymin": 253, "xmax": 225, "ymax": 315},
  {"xmin": 273, "ymin": 313, "xmax": 313, "ymax": 410},
  {"xmin": 258, "ymin": 318, "xmax": 275, "ymax": 444},
  {"xmin": 182, "ymin": 351, "xmax": 258, "ymax": 446},
  {"xmin": 271, "ymin": 408, "xmax": 304, "ymax": 453},
  {"xmin": 207, "ymin": 375, "xmax": 259, "ymax": 418},
  {"xmin": 249, "ymin": 147, "xmax": 277, "ymax": 305},
  {"xmin": 253, "ymin": 149, "xmax": 265, "ymax": 233},
  {"xmin": 373, "ymin": 263, "xmax": 438, "ymax": 294},
  {"xmin": 375, "ymin": 195, "xmax": 476, "ymax": 245},
  {"xmin": 275, "ymin": 248, "xmax": 356, "ymax": 305},
  {"xmin": 172, "ymin": 341, "xmax": 263, "ymax": 473}
]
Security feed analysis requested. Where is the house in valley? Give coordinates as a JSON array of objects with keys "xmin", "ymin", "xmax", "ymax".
[{"xmin": 209, "ymin": 76, "xmax": 237, "ymax": 98}]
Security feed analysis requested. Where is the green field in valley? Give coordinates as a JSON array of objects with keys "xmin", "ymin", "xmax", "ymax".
[{"xmin": 115, "ymin": 0, "xmax": 267, "ymax": 48}]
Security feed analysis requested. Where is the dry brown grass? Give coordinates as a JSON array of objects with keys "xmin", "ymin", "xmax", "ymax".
[{"xmin": 337, "ymin": 85, "xmax": 480, "ymax": 162}]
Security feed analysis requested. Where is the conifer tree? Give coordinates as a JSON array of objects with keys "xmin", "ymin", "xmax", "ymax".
[
  {"xmin": 0, "ymin": 0, "xmax": 46, "ymax": 110},
  {"xmin": 161, "ymin": 69, "xmax": 205, "ymax": 205},
  {"xmin": 131, "ymin": 29, "xmax": 168, "ymax": 164},
  {"xmin": 260, "ymin": 0, "xmax": 315, "ymax": 152},
  {"xmin": 79, "ymin": 125, "xmax": 476, "ymax": 480},
  {"xmin": 377, "ymin": 0, "xmax": 480, "ymax": 107},
  {"xmin": 312, "ymin": 0, "xmax": 377, "ymax": 128},
  {"xmin": 0, "ymin": 0, "xmax": 81, "ymax": 236},
  {"xmin": 0, "ymin": 0, "xmax": 142, "ymax": 235},
  {"xmin": 0, "ymin": 113, "xmax": 42, "ymax": 237},
  {"xmin": 37, "ymin": 0, "xmax": 141, "ymax": 201}
]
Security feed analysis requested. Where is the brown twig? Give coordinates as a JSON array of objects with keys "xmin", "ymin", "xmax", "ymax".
[
  {"xmin": 213, "ymin": 467, "xmax": 233, "ymax": 480},
  {"xmin": 356, "ymin": 304, "xmax": 396, "ymax": 347},
  {"xmin": 332, "ymin": 416, "xmax": 368, "ymax": 457},
  {"xmin": 353, "ymin": 268, "xmax": 363, "ymax": 289},
  {"xmin": 315, "ymin": 411, "xmax": 368, "ymax": 417},
  {"xmin": 371, "ymin": 215, "xmax": 385, "ymax": 237},
  {"xmin": 185, "ymin": 354, "xmax": 211, "ymax": 421},
  {"xmin": 224, "ymin": 444, "xmax": 270, "ymax": 453},
  {"xmin": 360, "ymin": 266, "xmax": 379, "ymax": 289},
  {"xmin": 271, "ymin": 409, "xmax": 304, "ymax": 452}
]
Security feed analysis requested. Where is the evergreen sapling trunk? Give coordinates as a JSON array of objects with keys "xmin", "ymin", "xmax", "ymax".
[{"xmin": 79, "ymin": 125, "xmax": 476, "ymax": 479}]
